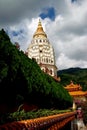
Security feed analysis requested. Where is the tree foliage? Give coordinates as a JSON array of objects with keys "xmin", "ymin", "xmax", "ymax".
[
  {"xmin": 0, "ymin": 29, "xmax": 72, "ymax": 111},
  {"xmin": 58, "ymin": 68, "xmax": 87, "ymax": 90}
]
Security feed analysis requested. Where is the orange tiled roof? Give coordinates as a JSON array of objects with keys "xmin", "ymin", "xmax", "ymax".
[
  {"xmin": 64, "ymin": 81, "xmax": 82, "ymax": 91},
  {"xmin": 64, "ymin": 81, "xmax": 87, "ymax": 97},
  {"xmin": 69, "ymin": 91, "xmax": 87, "ymax": 97}
]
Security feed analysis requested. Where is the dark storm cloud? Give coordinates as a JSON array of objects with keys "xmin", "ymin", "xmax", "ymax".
[
  {"xmin": 0, "ymin": 0, "xmax": 70, "ymax": 26},
  {"xmin": 0, "ymin": 0, "xmax": 46, "ymax": 26}
]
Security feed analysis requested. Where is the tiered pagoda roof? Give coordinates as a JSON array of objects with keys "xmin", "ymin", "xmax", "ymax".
[
  {"xmin": 65, "ymin": 81, "xmax": 87, "ymax": 97},
  {"xmin": 27, "ymin": 19, "xmax": 58, "ymax": 79}
]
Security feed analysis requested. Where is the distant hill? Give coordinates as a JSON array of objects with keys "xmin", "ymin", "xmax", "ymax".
[{"xmin": 58, "ymin": 67, "xmax": 87, "ymax": 90}]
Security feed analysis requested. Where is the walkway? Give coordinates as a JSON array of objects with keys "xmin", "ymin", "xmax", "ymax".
[{"xmin": 77, "ymin": 119, "xmax": 87, "ymax": 130}]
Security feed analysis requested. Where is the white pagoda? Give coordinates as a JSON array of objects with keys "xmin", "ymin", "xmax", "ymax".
[{"xmin": 27, "ymin": 20, "xmax": 59, "ymax": 80}]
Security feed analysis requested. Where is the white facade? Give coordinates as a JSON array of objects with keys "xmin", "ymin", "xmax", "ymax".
[{"xmin": 27, "ymin": 20, "xmax": 57, "ymax": 77}]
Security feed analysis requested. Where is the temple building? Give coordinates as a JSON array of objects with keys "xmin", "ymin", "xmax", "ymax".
[
  {"xmin": 27, "ymin": 20, "xmax": 59, "ymax": 81},
  {"xmin": 64, "ymin": 81, "xmax": 87, "ymax": 103}
]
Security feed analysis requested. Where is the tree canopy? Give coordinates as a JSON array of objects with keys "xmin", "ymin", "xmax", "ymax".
[{"xmin": 0, "ymin": 29, "xmax": 73, "ymax": 111}]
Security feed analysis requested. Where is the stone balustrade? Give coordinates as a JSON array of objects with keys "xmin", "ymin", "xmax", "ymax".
[{"xmin": 0, "ymin": 111, "xmax": 76, "ymax": 130}]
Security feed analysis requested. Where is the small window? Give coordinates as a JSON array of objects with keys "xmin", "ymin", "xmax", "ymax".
[
  {"xmin": 46, "ymin": 58, "xmax": 48, "ymax": 63},
  {"xmin": 51, "ymin": 60, "xmax": 53, "ymax": 63},
  {"xmin": 40, "ymin": 40, "xmax": 42, "ymax": 42},
  {"xmin": 40, "ymin": 50, "xmax": 42, "ymax": 53},
  {"xmin": 50, "ymin": 70, "xmax": 52, "ymax": 75}
]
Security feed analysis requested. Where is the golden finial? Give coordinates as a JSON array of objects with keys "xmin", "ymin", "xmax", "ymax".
[
  {"xmin": 33, "ymin": 19, "xmax": 47, "ymax": 38},
  {"xmin": 39, "ymin": 18, "xmax": 41, "ymax": 22},
  {"xmin": 38, "ymin": 19, "xmax": 42, "ymax": 27}
]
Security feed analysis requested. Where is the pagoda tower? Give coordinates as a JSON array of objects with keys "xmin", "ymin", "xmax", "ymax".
[
  {"xmin": 65, "ymin": 81, "xmax": 87, "ymax": 102},
  {"xmin": 27, "ymin": 20, "xmax": 58, "ymax": 78}
]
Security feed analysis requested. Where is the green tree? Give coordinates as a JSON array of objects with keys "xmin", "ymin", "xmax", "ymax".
[{"xmin": 0, "ymin": 29, "xmax": 72, "ymax": 110}]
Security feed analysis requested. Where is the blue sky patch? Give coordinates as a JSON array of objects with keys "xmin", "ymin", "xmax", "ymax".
[
  {"xmin": 71, "ymin": 0, "xmax": 77, "ymax": 3},
  {"xmin": 39, "ymin": 7, "xmax": 55, "ymax": 21},
  {"xmin": 12, "ymin": 29, "xmax": 24, "ymax": 37},
  {"xmin": 12, "ymin": 31, "xmax": 19, "ymax": 36}
]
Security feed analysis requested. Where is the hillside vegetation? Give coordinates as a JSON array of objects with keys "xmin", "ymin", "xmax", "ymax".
[
  {"xmin": 0, "ymin": 29, "xmax": 72, "ymax": 112},
  {"xmin": 58, "ymin": 68, "xmax": 87, "ymax": 91}
]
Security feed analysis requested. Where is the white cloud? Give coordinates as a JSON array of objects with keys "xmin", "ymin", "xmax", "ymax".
[
  {"xmin": 57, "ymin": 53, "xmax": 87, "ymax": 70},
  {"xmin": 0, "ymin": 0, "xmax": 87, "ymax": 70}
]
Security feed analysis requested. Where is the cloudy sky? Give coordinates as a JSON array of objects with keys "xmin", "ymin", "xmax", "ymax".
[{"xmin": 0, "ymin": 0, "xmax": 87, "ymax": 70}]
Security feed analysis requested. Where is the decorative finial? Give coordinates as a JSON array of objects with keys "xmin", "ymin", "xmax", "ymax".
[
  {"xmin": 33, "ymin": 19, "xmax": 47, "ymax": 38},
  {"xmin": 39, "ymin": 18, "xmax": 41, "ymax": 22},
  {"xmin": 70, "ymin": 80, "xmax": 73, "ymax": 85},
  {"xmin": 38, "ymin": 18, "xmax": 42, "ymax": 26}
]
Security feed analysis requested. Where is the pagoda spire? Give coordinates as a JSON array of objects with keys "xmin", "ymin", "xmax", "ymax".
[{"xmin": 33, "ymin": 19, "xmax": 47, "ymax": 38}]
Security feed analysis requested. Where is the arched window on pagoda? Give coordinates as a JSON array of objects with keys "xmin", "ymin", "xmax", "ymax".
[
  {"xmin": 46, "ymin": 58, "xmax": 48, "ymax": 63},
  {"xmin": 50, "ymin": 70, "xmax": 52, "ymax": 75},
  {"xmin": 49, "ymin": 59, "xmax": 51, "ymax": 63},
  {"xmin": 44, "ymin": 58, "xmax": 45, "ymax": 63},
  {"xmin": 40, "ymin": 39, "xmax": 42, "ymax": 42}
]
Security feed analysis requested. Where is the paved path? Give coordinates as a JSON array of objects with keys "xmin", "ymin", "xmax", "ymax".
[{"xmin": 77, "ymin": 119, "xmax": 87, "ymax": 130}]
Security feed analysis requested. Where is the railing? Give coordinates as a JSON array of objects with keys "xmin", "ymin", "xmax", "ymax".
[{"xmin": 0, "ymin": 111, "xmax": 76, "ymax": 130}]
